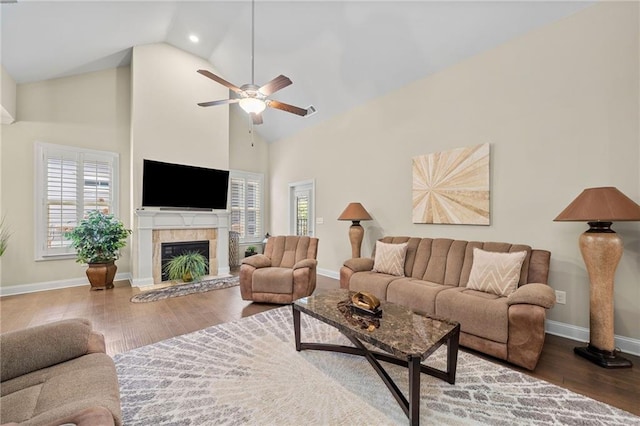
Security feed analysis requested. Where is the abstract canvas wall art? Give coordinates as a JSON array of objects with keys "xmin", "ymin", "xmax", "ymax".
[{"xmin": 412, "ymin": 143, "xmax": 490, "ymax": 225}]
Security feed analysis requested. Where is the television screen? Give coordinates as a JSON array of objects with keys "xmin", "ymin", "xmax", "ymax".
[{"xmin": 142, "ymin": 159, "xmax": 230, "ymax": 210}]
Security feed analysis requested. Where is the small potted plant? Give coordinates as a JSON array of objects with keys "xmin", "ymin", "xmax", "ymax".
[
  {"xmin": 163, "ymin": 251, "xmax": 208, "ymax": 282},
  {"xmin": 65, "ymin": 210, "xmax": 132, "ymax": 290},
  {"xmin": 244, "ymin": 246, "xmax": 258, "ymax": 257}
]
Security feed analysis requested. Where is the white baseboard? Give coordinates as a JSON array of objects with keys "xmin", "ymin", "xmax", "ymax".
[
  {"xmin": 545, "ymin": 320, "xmax": 640, "ymax": 357},
  {"xmin": 0, "ymin": 272, "xmax": 132, "ymax": 296},
  {"xmin": 318, "ymin": 268, "xmax": 339, "ymax": 280}
]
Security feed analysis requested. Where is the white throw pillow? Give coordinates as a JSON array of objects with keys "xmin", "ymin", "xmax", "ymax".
[
  {"xmin": 466, "ymin": 248, "xmax": 527, "ymax": 296},
  {"xmin": 372, "ymin": 241, "xmax": 408, "ymax": 277}
]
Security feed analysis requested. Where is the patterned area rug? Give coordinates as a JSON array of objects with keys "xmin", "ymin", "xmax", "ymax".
[
  {"xmin": 114, "ymin": 307, "xmax": 639, "ymax": 425},
  {"xmin": 129, "ymin": 276, "xmax": 239, "ymax": 303}
]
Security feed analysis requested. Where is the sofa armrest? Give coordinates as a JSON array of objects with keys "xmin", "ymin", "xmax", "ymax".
[
  {"xmin": 343, "ymin": 257, "xmax": 374, "ymax": 272},
  {"xmin": 1, "ymin": 318, "xmax": 96, "ymax": 382},
  {"xmin": 241, "ymin": 254, "xmax": 272, "ymax": 269},
  {"xmin": 293, "ymin": 259, "xmax": 317, "ymax": 270},
  {"xmin": 507, "ymin": 283, "xmax": 556, "ymax": 309}
]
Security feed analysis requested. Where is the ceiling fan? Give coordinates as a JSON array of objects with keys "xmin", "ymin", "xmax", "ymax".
[{"xmin": 197, "ymin": 0, "xmax": 316, "ymax": 125}]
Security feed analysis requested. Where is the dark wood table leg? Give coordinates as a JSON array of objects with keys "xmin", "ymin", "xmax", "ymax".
[
  {"xmin": 446, "ymin": 325, "xmax": 460, "ymax": 384},
  {"xmin": 293, "ymin": 305, "xmax": 301, "ymax": 351},
  {"xmin": 409, "ymin": 355, "xmax": 421, "ymax": 426}
]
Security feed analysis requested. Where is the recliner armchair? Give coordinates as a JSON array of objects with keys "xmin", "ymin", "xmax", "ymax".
[{"xmin": 240, "ymin": 235, "xmax": 319, "ymax": 304}]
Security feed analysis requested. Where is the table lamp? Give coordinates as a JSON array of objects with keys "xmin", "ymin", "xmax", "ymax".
[
  {"xmin": 338, "ymin": 202, "xmax": 372, "ymax": 258},
  {"xmin": 554, "ymin": 186, "xmax": 640, "ymax": 368}
]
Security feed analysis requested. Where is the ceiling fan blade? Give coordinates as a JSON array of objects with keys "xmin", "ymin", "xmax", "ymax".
[
  {"xmin": 197, "ymin": 98, "xmax": 239, "ymax": 107},
  {"xmin": 258, "ymin": 75, "xmax": 292, "ymax": 96},
  {"xmin": 267, "ymin": 100, "xmax": 311, "ymax": 116},
  {"xmin": 197, "ymin": 69, "xmax": 243, "ymax": 94},
  {"xmin": 250, "ymin": 112, "xmax": 264, "ymax": 125}
]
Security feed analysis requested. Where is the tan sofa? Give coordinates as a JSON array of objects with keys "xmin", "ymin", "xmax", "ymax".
[
  {"xmin": 340, "ymin": 236, "xmax": 556, "ymax": 370},
  {"xmin": 240, "ymin": 235, "xmax": 319, "ymax": 304},
  {"xmin": 1, "ymin": 319, "xmax": 122, "ymax": 426}
]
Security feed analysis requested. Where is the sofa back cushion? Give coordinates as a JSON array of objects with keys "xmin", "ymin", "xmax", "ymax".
[
  {"xmin": 375, "ymin": 237, "xmax": 548, "ymax": 287},
  {"xmin": 264, "ymin": 235, "xmax": 319, "ymax": 268},
  {"xmin": 1, "ymin": 319, "xmax": 91, "ymax": 383}
]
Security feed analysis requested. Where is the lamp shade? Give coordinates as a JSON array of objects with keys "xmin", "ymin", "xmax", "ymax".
[
  {"xmin": 338, "ymin": 202, "xmax": 372, "ymax": 221},
  {"xmin": 554, "ymin": 187, "xmax": 640, "ymax": 222}
]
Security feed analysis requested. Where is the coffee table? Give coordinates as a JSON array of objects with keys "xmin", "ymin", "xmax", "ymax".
[{"xmin": 293, "ymin": 289, "xmax": 460, "ymax": 426}]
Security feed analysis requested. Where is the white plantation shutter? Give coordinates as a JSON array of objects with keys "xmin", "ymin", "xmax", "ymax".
[
  {"xmin": 36, "ymin": 142, "xmax": 119, "ymax": 259},
  {"xmin": 229, "ymin": 171, "xmax": 263, "ymax": 243}
]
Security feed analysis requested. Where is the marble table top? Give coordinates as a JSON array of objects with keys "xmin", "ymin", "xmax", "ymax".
[{"xmin": 294, "ymin": 289, "xmax": 459, "ymax": 361}]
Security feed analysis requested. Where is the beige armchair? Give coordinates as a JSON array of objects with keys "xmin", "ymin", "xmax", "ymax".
[{"xmin": 240, "ymin": 235, "xmax": 319, "ymax": 304}]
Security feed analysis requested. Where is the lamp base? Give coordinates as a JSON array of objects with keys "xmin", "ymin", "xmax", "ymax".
[{"xmin": 574, "ymin": 345, "xmax": 632, "ymax": 368}]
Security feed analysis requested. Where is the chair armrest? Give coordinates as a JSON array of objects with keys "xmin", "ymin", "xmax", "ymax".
[
  {"xmin": 293, "ymin": 259, "xmax": 317, "ymax": 270},
  {"xmin": 343, "ymin": 257, "xmax": 374, "ymax": 272},
  {"xmin": 241, "ymin": 254, "xmax": 272, "ymax": 269},
  {"xmin": 1, "ymin": 318, "xmax": 96, "ymax": 382},
  {"xmin": 507, "ymin": 283, "xmax": 556, "ymax": 309}
]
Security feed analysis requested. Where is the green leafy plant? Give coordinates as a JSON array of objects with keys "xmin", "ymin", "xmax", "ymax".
[
  {"xmin": 65, "ymin": 210, "xmax": 132, "ymax": 264},
  {"xmin": 0, "ymin": 215, "xmax": 10, "ymax": 257},
  {"xmin": 247, "ymin": 246, "xmax": 257, "ymax": 254},
  {"xmin": 163, "ymin": 251, "xmax": 208, "ymax": 282}
]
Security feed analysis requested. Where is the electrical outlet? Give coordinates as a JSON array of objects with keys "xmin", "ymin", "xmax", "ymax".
[
  {"xmin": 555, "ymin": 290, "xmax": 566, "ymax": 305},
  {"xmin": 316, "ymin": 217, "xmax": 324, "ymax": 224}
]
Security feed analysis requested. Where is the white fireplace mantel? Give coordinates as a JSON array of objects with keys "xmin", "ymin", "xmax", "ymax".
[{"xmin": 132, "ymin": 208, "xmax": 230, "ymax": 287}]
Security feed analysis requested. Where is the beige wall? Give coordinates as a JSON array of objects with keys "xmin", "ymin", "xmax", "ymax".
[
  {"xmin": 0, "ymin": 67, "xmax": 132, "ymax": 287},
  {"xmin": 269, "ymin": 2, "xmax": 640, "ymax": 340},
  {"xmin": 130, "ymin": 43, "xmax": 229, "ymax": 210}
]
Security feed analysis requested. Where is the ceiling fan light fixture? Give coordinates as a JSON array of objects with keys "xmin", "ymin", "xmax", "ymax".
[{"xmin": 239, "ymin": 97, "xmax": 266, "ymax": 114}]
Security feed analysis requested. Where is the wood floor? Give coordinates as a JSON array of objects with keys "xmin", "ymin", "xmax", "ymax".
[{"xmin": 1, "ymin": 274, "xmax": 638, "ymax": 417}]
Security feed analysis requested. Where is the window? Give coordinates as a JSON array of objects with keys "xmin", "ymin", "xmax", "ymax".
[
  {"xmin": 289, "ymin": 180, "xmax": 314, "ymax": 236},
  {"xmin": 229, "ymin": 170, "xmax": 263, "ymax": 243},
  {"xmin": 35, "ymin": 142, "xmax": 119, "ymax": 260}
]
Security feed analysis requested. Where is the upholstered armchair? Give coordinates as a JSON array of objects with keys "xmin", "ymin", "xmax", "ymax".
[{"xmin": 240, "ymin": 235, "xmax": 319, "ymax": 304}]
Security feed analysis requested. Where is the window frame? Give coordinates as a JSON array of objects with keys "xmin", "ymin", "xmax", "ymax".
[
  {"xmin": 229, "ymin": 170, "xmax": 264, "ymax": 244},
  {"xmin": 34, "ymin": 142, "xmax": 120, "ymax": 261}
]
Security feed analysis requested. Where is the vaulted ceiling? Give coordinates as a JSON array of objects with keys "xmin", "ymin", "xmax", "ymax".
[{"xmin": 1, "ymin": 1, "xmax": 594, "ymax": 142}]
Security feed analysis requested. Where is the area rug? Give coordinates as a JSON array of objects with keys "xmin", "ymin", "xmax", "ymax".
[
  {"xmin": 114, "ymin": 307, "xmax": 639, "ymax": 425},
  {"xmin": 129, "ymin": 276, "xmax": 239, "ymax": 303}
]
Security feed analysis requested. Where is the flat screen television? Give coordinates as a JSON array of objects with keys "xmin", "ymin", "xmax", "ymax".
[{"xmin": 142, "ymin": 159, "xmax": 230, "ymax": 210}]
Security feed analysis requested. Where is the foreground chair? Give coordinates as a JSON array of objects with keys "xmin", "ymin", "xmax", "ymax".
[
  {"xmin": 240, "ymin": 235, "xmax": 319, "ymax": 304},
  {"xmin": 0, "ymin": 319, "xmax": 122, "ymax": 426}
]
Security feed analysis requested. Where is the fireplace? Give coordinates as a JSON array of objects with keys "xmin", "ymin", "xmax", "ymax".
[
  {"xmin": 161, "ymin": 240, "xmax": 209, "ymax": 281},
  {"xmin": 133, "ymin": 209, "xmax": 230, "ymax": 287}
]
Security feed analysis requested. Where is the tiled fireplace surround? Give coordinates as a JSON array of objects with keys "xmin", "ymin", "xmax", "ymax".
[{"xmin": 133, "ymin": 209, "xmax": 230, "ymax": 287}]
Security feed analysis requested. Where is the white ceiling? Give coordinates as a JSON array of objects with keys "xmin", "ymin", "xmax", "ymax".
[{"xmin": 1, "ymin": 1, "xmax": 595, "ymax": 143}]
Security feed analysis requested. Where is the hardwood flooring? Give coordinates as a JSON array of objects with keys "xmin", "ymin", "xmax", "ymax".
[{"xmin": 1, "ymin": 274, "xmax": 638, "ymax": 417}]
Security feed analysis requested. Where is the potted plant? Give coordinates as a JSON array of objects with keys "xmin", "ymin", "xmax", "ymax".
[
  {"xmin": 163, "ymin": 251, "xmax": 208, "ymax": 282},
  {"xmin": 244, "ymin": 246, "xmax": 257, "ymax": 257},
  {"xmin": 65, "ymin": 210, "xmax": 132, "ymax": 290}
]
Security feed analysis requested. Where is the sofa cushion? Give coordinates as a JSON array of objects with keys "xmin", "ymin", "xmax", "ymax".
[
  {"xmin": 252, "ymin": 267, "xmax": 293, "ymax": 294},
  {"xmin": 386, "ymin": 278, "xmax": 455, "ymax": 316},
  {"xmin": 436, "ymin": 287, "xmax": 509, "ymax": 343},
  {"xmin": 350, "ymin": 271, "xmax": 400, "ymax": 301},
  {"xmin": 1, "ymin": 353, "xmax": 121, "ymax": 426},
  {"xmin": 372, "ymin": 241, "xmax": 408, "ymax": 276},
  {"xmin": 466, "ymin": 248, "xmax": 527, "ymax": 296}
]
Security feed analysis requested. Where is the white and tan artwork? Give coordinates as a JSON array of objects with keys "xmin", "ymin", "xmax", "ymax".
[{"xmin": 412, "ymin": 143, "xmax": 490, "ymax": 225}]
